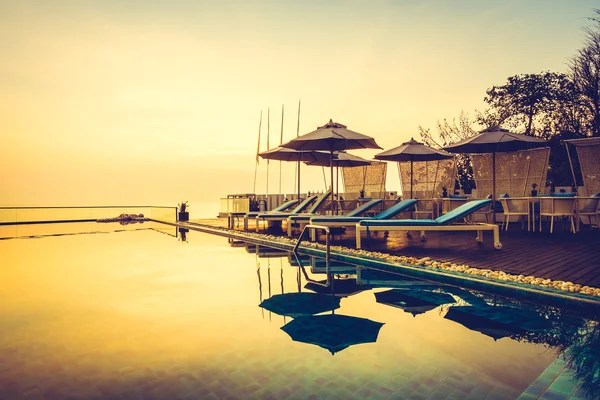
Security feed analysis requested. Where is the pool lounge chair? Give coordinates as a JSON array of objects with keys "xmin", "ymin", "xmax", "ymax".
[
  {"xmin": 309, "ymin": 199, "xmax": 418, "ymax": 241},
  {"xmin": 243, "ymin": 197, "xmax": 315, "ymax": 230},
  {"xmin": 255, "ymin": 191, "xmax": 331, "ymax": 232},
  {"xmin": 355, "ymin": 199, "xmax": 501, "ymax": 249},
  {"xmin": 233, "ymin": 199, "xmax": 299, "ymax": 230},
  {"xmin": 287, "ymin": 198, "xmax": 384, "ymax": 236}
]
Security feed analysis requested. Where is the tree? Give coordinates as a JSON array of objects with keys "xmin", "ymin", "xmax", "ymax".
[
  {"xmin": 569, "ymin": 9, "xmax": 600, "ymax": 137},
  {"xmin": 483, "ymin": 72, "xmax": 576, "ymax": 137},
  {"xmin": 418, "ymin": 111, "xmax": 483, "ymax": 193}
]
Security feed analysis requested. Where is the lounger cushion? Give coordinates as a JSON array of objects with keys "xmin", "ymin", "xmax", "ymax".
[
  {"xmin": 346, "ymin": 199, "xmax": 383, "ymax": 217},
  {"xmin": 359, "ymin": 199, "xmax": 492, "ymax": 227},
  {"xmin": 288, "ymin": 214, "xmax": 317, "ymax": 222},
  {"xmin": 373, "ymin": 199, "xmax": 418, "ymax": 219},
  {"xmin": 359, "ymin": 219, "xmax": 440, "ymax": 227},
  {"xmin": 435, "ymin": 199, "xmax": 492, "ymax": 225},
  {"xmin": 313, "ymin": 216, "xmax": 375, "ymax": 224},
  {"xmin": 553, "ymin": 192, "xmax": 574, "ymax": 197},
  {"xmin": 449, "ymin": 195, "xmax": 468, "ymax": 199}
]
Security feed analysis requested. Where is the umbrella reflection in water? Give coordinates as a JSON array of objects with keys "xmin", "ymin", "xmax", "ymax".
[
  {"xmin": 444, "ymin": 307, "xmax": 522, "ymax": 341},
  {"xmin": 375, "ymin": 289, "xmax": 455, "ymax": 317},
  {"xmin": 444, "ymin": 302, "xmax": 554, "ymax": 341},
  {"xmin": 259, "ymin": 292, "xmax": 340, "ymax": 318},
  {"xmin": 281, "ymin": 313, "xmax": 384, "ymax": 355}
]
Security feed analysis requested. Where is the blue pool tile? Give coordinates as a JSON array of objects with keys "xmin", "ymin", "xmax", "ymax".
[
  {"xmin": 548, "ymin": 377, "xmax": 578, "ymax": 396},
  {"xmin": 516, "ymin": 393, "xmax": 538, "ymax": 400},
  {"xmin": 540, "ymin": 389, "xmax": 570, "ymax": 400},
  {"xmin": 525, "ymin": 382, "xmax": 551, "ymax": 396}
]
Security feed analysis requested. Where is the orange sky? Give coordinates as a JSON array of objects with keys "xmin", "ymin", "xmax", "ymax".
[{"xmin": 1, "ymin": 1, "xmax": 597, "ymax": 216}]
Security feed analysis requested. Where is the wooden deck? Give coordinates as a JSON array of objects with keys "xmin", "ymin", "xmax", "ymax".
[{"xmin": 196, "ymin": 217, "xmax": 600, "ymax": 288}]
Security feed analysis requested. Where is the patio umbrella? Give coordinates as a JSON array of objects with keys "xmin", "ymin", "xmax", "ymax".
[
  {"xmin": 443, "ymin": 127, "xmax": 548, "ymax": 216},
  {"xmin": 259, "ymin": 292, "xmax": 340, "ymax": 318},
  {"xmin": 305, "ymin": 151, "xmax": 373, "ymax": 208},
  {"xmin": 280, "ymin": 313, "xmax": 384, "ymax": 355},
  {"xmin": 282, "ymin": 119, "xmax": 382, "ymax": 213},
  {"xmin": 258, "ymin": 146, "xmax": 331, "ymax": 200},
  {"xmin": 375, "ymin": 138, "xmax": 454, "ymax": 199},
  {"xmin": 444, "ymin": 306, "xmax": 523, "ymax": 341},
  {"xmin": 374, "ymin": 289, "xmax": 455, "ymax": 317}
]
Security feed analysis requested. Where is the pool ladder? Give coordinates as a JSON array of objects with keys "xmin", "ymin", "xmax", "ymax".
[{"xmin": 293, "ymin": 224, "xmax": 331, "ymax": 287}]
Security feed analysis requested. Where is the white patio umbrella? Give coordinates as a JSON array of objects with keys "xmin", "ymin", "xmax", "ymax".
[
  {"xmin": 281, "ymin": 119, "xmax": 382, "ymax": 214},
  {"xmin": 375, "ymin": 138, "xmax": 454, "ymax": 199},
  {"xmin": 444, "ymin": 127, "xmax": 548, "ymax": 218},
  {"xmin": 258, "ymin": 147, "xmax": 331, "ymax": 200}
]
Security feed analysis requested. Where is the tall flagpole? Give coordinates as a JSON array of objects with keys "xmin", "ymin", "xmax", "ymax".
[
  {"xmin": 279, "ymin": 104, "xmax": 284, "ymax": 197},
  {"xmin": 253, "ymin": 111, "xmax": 262, "ymax": 194},
  {"xmin": 296, "ymin": 99, "xmax": 301, "ymax": 200},
  {"xmin": 266, "ymin": 108, "xmax": 270, "ymax": 207}
]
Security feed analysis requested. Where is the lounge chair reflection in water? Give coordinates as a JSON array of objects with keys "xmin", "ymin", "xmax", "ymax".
[{"xmin": 355, "ymin": 199, "xmax": 502, "ymax": 249}]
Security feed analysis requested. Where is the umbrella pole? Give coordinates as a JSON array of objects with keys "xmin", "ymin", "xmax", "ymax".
[
  {"xmin": 492, "ymin": 152, "xmax": 496, "ymax": 222},
  {"xmin": 330, "ymin": 150, "xmax": 335, "ymax": 215},
  {"xmin": 297, "ymin": 161, "xmax": 301, "ymax": 201},
  {"xmin": 410, "ymin": 159, "xmax": 413, "ymax": 199},
  {"xmin": 336, "ymin": 166, "xmax": 339, "ymax": 215}
]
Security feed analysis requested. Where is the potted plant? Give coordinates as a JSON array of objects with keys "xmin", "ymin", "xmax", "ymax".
[
  {"xmin": 178, "ymin": 201, "xmax": 189, "ymax": 221},
  {"xmin": 359, "ymin": 189, "xmax": 365, "ymax": 199},
  {"xmin": 531, "ymin": 183, "xmax": 538, "ymax": 197},
  {"xmin": 442, "ymin": 187, "xmax": 448, "ymax": 198}
]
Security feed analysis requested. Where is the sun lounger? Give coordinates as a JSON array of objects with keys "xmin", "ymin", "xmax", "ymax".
[
  {"xmin": 286, "ymin": 198, "xmax": 384, "ymax": 236},
  {"xmin": 255, "ymin": 191, "xmax": 331, "ymax": 232},
  {"xmin": 309, "ymin": 199, "xmax": 418, "ymax": 240},
  {"xmin": 243, "ymin": 197, "xmax": 315, "ymax": 230},
  {"xmin": 355, "ymin": 199, "xmax": 501, "ymax": 249}
]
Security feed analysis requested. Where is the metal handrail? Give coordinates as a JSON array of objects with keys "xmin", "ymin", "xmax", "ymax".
[{"xmin": 293, "ymin": 224, "xmax": 331, "ymax": 287}]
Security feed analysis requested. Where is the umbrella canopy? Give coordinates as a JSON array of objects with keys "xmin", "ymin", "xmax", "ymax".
[
  {"xmin": 444, "ymin": 127, "xmax": 548, "ymax": 154},
  {"xmin": 259, "ymin": 292, "xmax": 340, "ymax": 318},
  {"xmin": 443, "ymin": 127, "xmax": 548, "ymax": 213},
  {"xmin": 258, "ymin": 147, "xmax": 332, "ymax": 198},
  {"xmin": 280, "ymin": 314, "xmax": 384, "ymax": 355},
  {"xmin": 375, "ymin": 138, "xmax": 453, "ymax": 162},
  {"xmin": 375, "ymin": 138, "xmax": 454, "ymax": 199},
  {"xmin": 258, "ymin": 146, "xmax": 330, "ymax": 163},
  {"xmin": 304, "ymin": 151, "xmax": 372, "ymax": 167},
  {"xmin": 374, "ymin": 289, "xmax": 455, "ymax": 317},
  {"xmin": 282, "ymin": 119, "xmax": 382, "ymax": 213}
]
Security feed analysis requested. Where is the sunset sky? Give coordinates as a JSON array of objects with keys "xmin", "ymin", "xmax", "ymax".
[{"xmin": 1, "ymin": 0, "xmax": 597, "ymax": 216}]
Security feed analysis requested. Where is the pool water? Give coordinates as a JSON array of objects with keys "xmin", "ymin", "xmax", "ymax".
[{"xmin": 1, "ymin": 223, "xmax": 598, "ymax": 399}]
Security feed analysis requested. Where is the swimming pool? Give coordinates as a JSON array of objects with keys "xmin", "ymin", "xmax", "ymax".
[{"xmin": 1, "ymin": 222, "xmax": 598, "ymax": 399}]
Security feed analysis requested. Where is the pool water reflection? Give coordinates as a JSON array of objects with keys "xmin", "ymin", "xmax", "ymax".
[{"xmin": 1, "ymin": 223, "xmax": 598, "ymax": 399}]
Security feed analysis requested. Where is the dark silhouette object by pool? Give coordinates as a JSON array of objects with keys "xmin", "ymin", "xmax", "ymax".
[
  {"xmin": 375, "ymin": 289, "xmax": 455, "ymax": 317},
  {"xmin": 259, "ymin": 293, "xmax": 340, "ymax": 318},
  {"xmin": 281, "ymin": 314, "xmax": 384, "ymax": 355}
]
